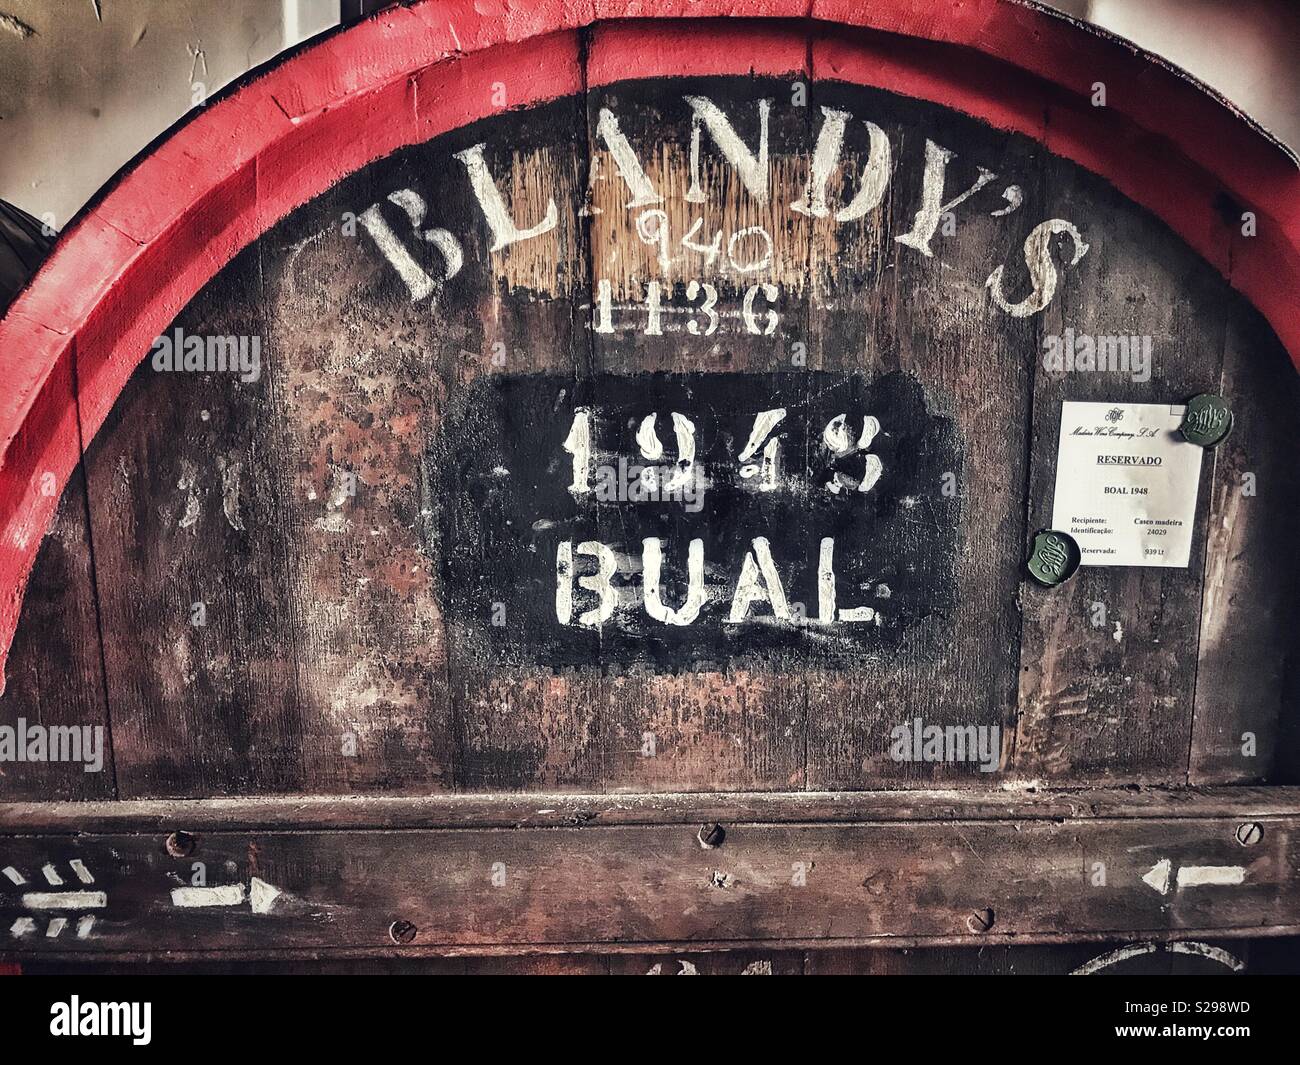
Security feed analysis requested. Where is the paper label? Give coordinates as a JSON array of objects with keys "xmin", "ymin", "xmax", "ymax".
[{"xmin": 1050, "ymin": 402, "xmax": 1204, "ymax": 568}]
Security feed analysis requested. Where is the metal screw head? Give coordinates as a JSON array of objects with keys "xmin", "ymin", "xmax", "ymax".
[
  {"xmin": 967, "ymin": 908, "xmax": 995, "ymax": 933},
  {"xmin": 164, "ymin": 831, "xmax": 197, "ymax": 858},
  {"xmin": 698, "ymin": 823, "xmax": 726, "ymax": 849},
  {"xmin": 1236, "ymin": 822, "xmax": 1263, "ymax": 846},
  {"xmin": 389, "ymin": 919, "xmax": 418, "ymax": 944}
]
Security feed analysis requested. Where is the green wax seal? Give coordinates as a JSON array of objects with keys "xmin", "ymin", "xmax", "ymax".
[
  {"xmin": 1179, "ymin": 394, "xmax": 1233, "ymax": 448},
  {"xmin": 1027, "ymin": 530, "xmax": 1081, "ymax": 587}
]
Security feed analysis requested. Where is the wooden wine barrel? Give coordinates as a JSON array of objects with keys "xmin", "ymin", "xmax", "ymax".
[{"xmin": 1, "ymin": 0, "xmax": 1298, "ymax": 972}]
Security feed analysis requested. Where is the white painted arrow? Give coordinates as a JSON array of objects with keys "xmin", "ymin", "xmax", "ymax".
[
  {"xmin": 170, "ymin": 877, "xmax": 285, "ymax": 914},
  {"xmin": 1142, "ymin": 858, "xmax": 1245, "ymax": 895}
]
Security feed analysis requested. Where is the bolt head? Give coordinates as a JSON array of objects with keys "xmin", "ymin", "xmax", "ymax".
[
  {"xmin": 1235, "ymin": 822, "xmax": 1263, "ymax": 846},
  {"xmin": 164, "ymin": 831, "xmax": 197, "ymax": 858},
  {"xmin": 698, "ymin": 823, "xmax": 726, "ymax": 849},
  {"xmin": 389, "ymin": 919, "xmax": 418, "ymax": 945}
]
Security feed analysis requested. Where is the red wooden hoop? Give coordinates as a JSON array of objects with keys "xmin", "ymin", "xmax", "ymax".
[{"xmin": 1, "ymin": 0, "xmax": 1297, "ymax": 689}]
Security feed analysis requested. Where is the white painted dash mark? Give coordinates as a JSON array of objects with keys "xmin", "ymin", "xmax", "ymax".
[
  {"xmin": 1142, "ymin": 858, "xmax": 1246, "ymax": 893},
  {"xmin": 45, "ymin": 917, "xmax": 67, "ymax": 938},
  {"xmin": 9, "ymin": 917, "xmax": 36, "ymax": 938},
  {"xmin": 41, "ymin": 863, "xmax": 63, "ymax": 886},
  {"xmin": 76, "ymin": 915, "xmax": 96, "ymax": 939},
  {"xmin": 2, "ymin": 865, "xmax": 25, "ymax": 886},
  {"xmin": 22, "ymin": 890, "xmax": 107, "ymax": 910},
  {"xmin": 69, "ymin": 859, "xmax": 94, "ymax": 884},
  {"xmin": 171, "ymin": 884, "xmax": 246, "ymax": 908},
  {"xmin": 1176, "ymin": 865, "xmax": 1245, "ymax": 888}
]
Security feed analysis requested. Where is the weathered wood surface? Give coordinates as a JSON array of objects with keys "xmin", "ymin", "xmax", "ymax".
[
  {"xmin": 0, "ymin": 473, "xmax": 114, "ymax": 801},
  {"xmin": 1, "ymin": 54, "xmax": 1297, "ymax": 799},
  {"xmin": 1013, "ymin": 155, "xmax": 1228, "ymax": 783},
  {"xmin": 803, "ymin": 69, "xmax": 1034, "ymax": 789},
  {"xmin": 1189, "ymin": 304, "xmax": 1300, "ymax": 784},
  {"xmin": 0, "ymin": 359, "xmax": 114, "ymax": 802},
  {"xmin": 0, "ymin": 788, "xmax": 1295, "ymax": 958},
  {"xmin": 582, "ymin": 60, "xmax": 812, "ymax": 794}
]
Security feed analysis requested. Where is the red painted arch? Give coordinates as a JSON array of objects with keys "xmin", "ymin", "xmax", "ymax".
[{"xmin": 1, "ymin": 0, "xmax": 1298, "ymax": 691}]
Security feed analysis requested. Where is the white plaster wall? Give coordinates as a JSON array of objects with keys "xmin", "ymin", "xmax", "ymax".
[
  {"xmin": 0, "ymin": 1, "xmax": 1296, "ymax": 228},
  {"xmin": 0, "ymin": 0, "xmax": 338, "ymax": 228},
  {"xmin": 1039, "ymin": 0, "xmax": 1300, "ymax": 148}
]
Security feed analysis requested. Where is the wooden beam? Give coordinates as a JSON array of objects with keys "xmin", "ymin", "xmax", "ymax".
[
  {"xmin": 2, "ymin": 787, "xmax": 1299, "ymax": 831},
  {"xmin": 1, "ymin": 788, "xmax": 1295, "ymax": 958}
]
